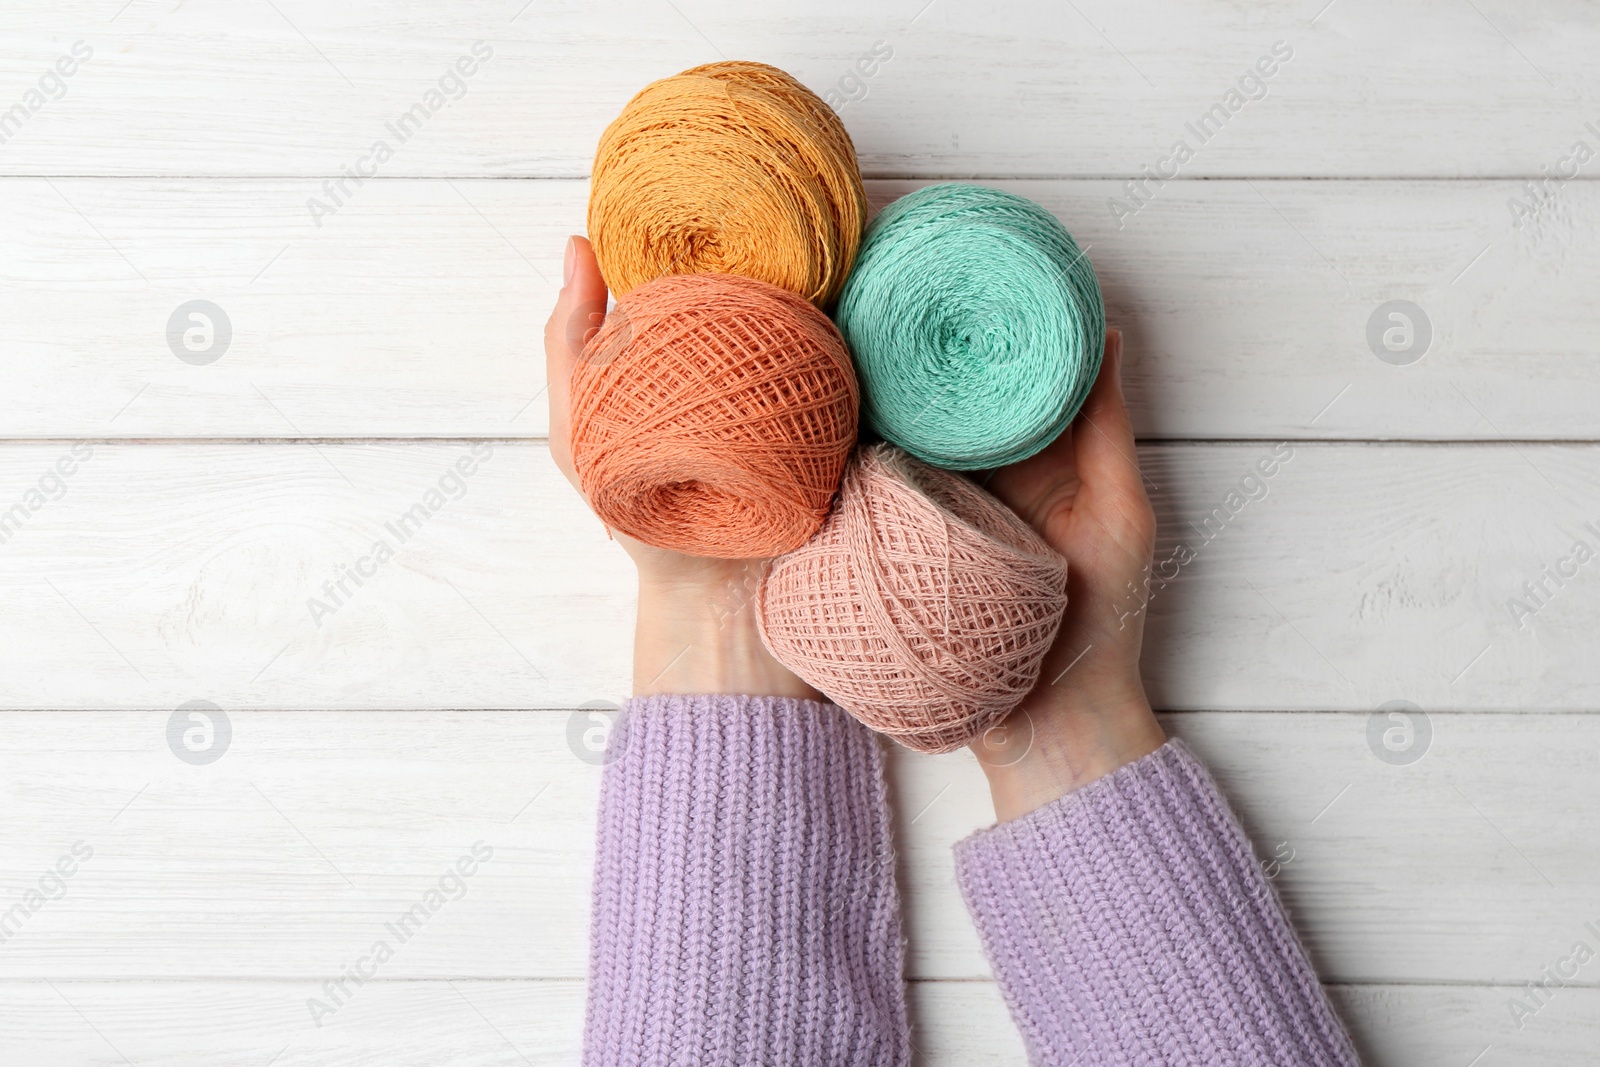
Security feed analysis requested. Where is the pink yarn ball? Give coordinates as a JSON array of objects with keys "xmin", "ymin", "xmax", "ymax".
[{"xmin": 756, "ymin": 443, "xmax": 1070, "ymax": 753}]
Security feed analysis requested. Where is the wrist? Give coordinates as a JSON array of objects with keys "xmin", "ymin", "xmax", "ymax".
[
  {"xmin": 633, "ymin": 571, "xmax": 821, "ymax": 700},
  {"xmin": 973, "ymin": 685, "xmax": 1165, "ymax": 822}
]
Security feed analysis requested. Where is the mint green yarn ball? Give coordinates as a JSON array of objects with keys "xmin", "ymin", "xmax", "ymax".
[{"xmin": 834, "ymin": 183, "xmax": 1105, "ymax": 470}]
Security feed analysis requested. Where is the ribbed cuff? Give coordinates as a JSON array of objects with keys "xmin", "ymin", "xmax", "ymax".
[
  {"xmin": 955, "ymin": 739, "xmax": 1360, "ymax": 1067},
  {"xmin": 583, "ymin": 694, "xmax": 909, "ymax": 1067}
]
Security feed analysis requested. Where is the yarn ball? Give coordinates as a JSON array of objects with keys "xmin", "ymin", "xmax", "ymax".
[
  {"xmin": 834, "ymin": 183, "xmax": 1105, "ymax": 470},
  {"xmin": 756, "ymin": 443, "xmax": 1069, "ymax": 753},
  {"xmin": 588, "ymin": 60, "xmax": 867, "ymax": 307},
  {"xmin": 570, "ymin": 272, "xmax": 859, "ymax": 559}
]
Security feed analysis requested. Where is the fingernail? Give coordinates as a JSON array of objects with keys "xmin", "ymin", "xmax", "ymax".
[{"xmin": 563, "ymin": 236, "xmax": 576, "ymax": 287}]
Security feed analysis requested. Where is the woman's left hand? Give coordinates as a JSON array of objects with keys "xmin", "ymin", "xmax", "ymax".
[{"xmin": 544, "ymin": 236, "xmax": 820, "ymax": 699}]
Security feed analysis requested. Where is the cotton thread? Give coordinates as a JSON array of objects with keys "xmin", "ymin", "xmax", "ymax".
[
  {"xmin": 835, "ymin": 183, "xmax": 1105, "ymax": 470},
  {"xmin": 756, "ymin": 444, "xmax": 1069, "ymax": 752},
  {"xmin": 570, "ymin": 273, "xmax": 859, "ymax": 559},
  {"xmin": 588, "ymin": 60, "xmax": 867, "ymax": 307}
]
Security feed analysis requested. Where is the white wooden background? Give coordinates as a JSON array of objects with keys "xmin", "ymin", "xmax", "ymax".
[{"xmin": 3, "ymin": 1, "xmax": 1598, "ymax": 1063}]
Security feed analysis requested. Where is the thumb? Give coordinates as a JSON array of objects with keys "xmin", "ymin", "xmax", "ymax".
[
  {"xmin": 545, "ymin": 235, "xmax": 608, "ymax": 383},
  {"xmin": 1073, "ymin": 329, "xmax": 1141, "ymax": 488},
  {"xmin": 1073, "ymin": 328, "xmax": 1157, "ymax": 553},
  {"xmin": 545, "ymin": 235, "xmax": 610, "ymax": 485}
]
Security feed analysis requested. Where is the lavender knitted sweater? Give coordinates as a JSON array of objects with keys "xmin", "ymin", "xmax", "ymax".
[{"xmin": 583, "ymin": 695, "xmax": 1360, "ymax": 1066}]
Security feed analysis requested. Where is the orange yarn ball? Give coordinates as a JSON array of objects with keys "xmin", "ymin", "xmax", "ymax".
[
  {"xmin": 588, "ymin": 61, "xmax": 867, "ymax": 307},
  {"xmin": 757, "ymin": 444, "xmax": 1070, "ymax": 753},
  {"xmin": 570, "ymin": 273, "xmax": 859, "ymax": 559}
]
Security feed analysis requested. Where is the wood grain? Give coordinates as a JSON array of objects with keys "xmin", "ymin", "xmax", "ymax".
[
  {"xmin": 3, "ymin": 709, "xmax": 1596, "ymax": 986},
  {"xmin": 2, "ymin": 1, "xmax": 1597, "ymax": 178},
  {"xmin": 3, "ymin": 980, "xmax": 1596, "ymax": 1066},
  {"xmin": 3, "ymin": 178, "xmax": 1598, "ymax": 439},
  {"xmin": 4, "ymin": 2, "xmax": 1596, "ymax": 1057},
  {"xmin": 0, "ymin": 441, "xmax": 1594, "ymax": 711}
]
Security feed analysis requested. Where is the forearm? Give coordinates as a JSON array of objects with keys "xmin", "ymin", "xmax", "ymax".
[
  {"xmin": 956, "ymin": 737, "xmax": 1361, "ymax": 1067},
  {"xmin": 582, "ymin": 694, "xmax": 909, "ymax": 1066}
]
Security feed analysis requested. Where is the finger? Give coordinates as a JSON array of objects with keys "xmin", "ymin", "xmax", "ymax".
[
  {"xmin": 1072, "ymin": 329, "xmax": 1145, "ymax": 500},
  {"xmin": 543, "ymin": 235, "xmax": 607, "ymax": 391},
  {"xmin": 545, "ymin": 236, "xmax": 609, "ymax": 486},
  {"xmin": 565, "ymin": 234, "xmax": 610, "ymax": 353},
  {"xmin": 982, "ymin": 405, "xmax": 1078, "ymax": 523}
]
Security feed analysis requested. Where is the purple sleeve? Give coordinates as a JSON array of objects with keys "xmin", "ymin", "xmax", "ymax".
[
  {"xmin": 955, "ymin": 737, "xmax": 1362, "ymax": 1066},
  {"xmin": 582, "ymin": 694, "xmax": 909, "ymax": 1066}
]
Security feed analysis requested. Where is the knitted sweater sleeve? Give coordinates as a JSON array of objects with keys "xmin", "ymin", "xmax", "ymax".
[
  {"xmin": 954, "ymin": 737, "xmax": 1362, "ymax": 1066},
  {"xmin": 582, "ymin": 694, "xmax": 909, "ymax": 1067}
]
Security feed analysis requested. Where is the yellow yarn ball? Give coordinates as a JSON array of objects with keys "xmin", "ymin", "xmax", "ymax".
[{"xmin": 588, "ymin": 61, "xmax": 867, "ymax": 307}]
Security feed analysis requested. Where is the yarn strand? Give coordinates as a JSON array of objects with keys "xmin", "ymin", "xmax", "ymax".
[
  {"xmin": 571, "ymin": 273, "xmax": 859, "ymax": 558},
  {"xmin": 588, "ymin": 61, "xmax": 866, "ymax": 307},
  {"xmin": 835, "ymin": 183, "xmax": 1105, "ymax": 470},
  {"xmin": 757, "ymin": 444, "xmax": 1069, "ymax": 752}
]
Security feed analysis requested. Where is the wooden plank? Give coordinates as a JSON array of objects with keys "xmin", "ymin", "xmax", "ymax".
[
  {"xmin": 2, "ymin": 1, "xmax": 1597, "ymax": 178},
  {"xmin": 2, "ymin": 980, "xmax": 1598, "ymax": 1067},
  {"xmin": 902, "ymin": 710, "xmax": 1600, "ymax": 982},
  {"xmin": 0, "ymin": 441, "xmax": 1595, "ymax": 711},
  {"xmin": 1326, "ymin": 985, "xmax": 1600, "ymax": 1067},
  {"xmin": 913, "ymin": 982, "xmax": 1600, "ymax": 1067},
  {"xmin": 0, "ymin": 980, "xmax": 587, "ymax": 1067},
  {"xmin": 0, "ymin": 178, "xmax": 567, "ymax": 440},
  {"xmin": 1, "ymin": 710, "xmax": 1596, "ymax": 984},
  {"xmin": 0, "ymin": 441, "xmax": 633, "ymax": 710},
  {"xmin": 3, "ymin": 178, "xmax": 1598, "ymax": 440}
]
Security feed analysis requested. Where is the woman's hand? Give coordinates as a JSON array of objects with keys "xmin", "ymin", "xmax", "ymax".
[
  {"xmin": 545, "ymin": 236, "xmax": 821, "ymax": 700},
  {"xmin": 971, "ymin": 330, "xmax": 1167, "ymax": 820}
]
